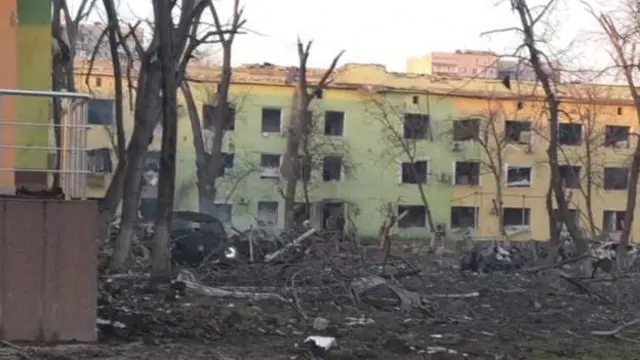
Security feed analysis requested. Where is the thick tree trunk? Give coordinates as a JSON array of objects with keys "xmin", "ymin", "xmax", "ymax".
[
  {"xmin": 109, "ymin": 68, "xmax": 162, "ymax": 271},
  {"xmin": 151, "ymin": 0, "xmax": 177, "ymax": 281}
]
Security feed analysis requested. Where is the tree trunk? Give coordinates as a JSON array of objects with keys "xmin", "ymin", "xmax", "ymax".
[
  {"xmin": 151, "ymin": 0, "xmax": 177, "ymax": 281},
  {"xmin": 180, "ymin": 82, "xmax": 214, "ymax": 214},
  {"xmin": 51, "ymin": 3, "xmax": 63, "ymax": 188},
  {"xmin": 109, "ymin": 66, "xmax": 162, "ymax": 272}
]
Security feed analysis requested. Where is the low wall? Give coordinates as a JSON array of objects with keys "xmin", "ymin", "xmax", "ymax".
[{"xmin": 0, "ymin": 199, "xmax": 98, "ymax": 342}]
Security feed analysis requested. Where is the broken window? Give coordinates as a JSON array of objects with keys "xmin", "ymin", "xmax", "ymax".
[
  {"xmin": 293, "ymin": 202, "xmax": 311, "ymax": 225},
  {"xmin": 87, "ymin": 148, "xmax": 112, "ymax": 173},
  {"xmin": 88, "ymin": 99, "xmax": 115, "ymax": 125},
  {"xmin": 504, "ymin": 120, "xmax": 532, "ymax": 144},
  {"xmin": 202, "ymin": 104, "xmax": 236, "ymax": 131},
  {"xmin": 604, "ymin": 125, "xmax": 630, "ymax": 148},
  {"xmin": 261, "ymin": 108, "xmax": 281, "ymax": 133},
  {"xmin": 401, "ymin": 160, "xmax": 428, "ymax": 184},
  {"xmin": 257, "ymin": 201, "xmax": 279, "ymax": 226},
  {"xmin": 452, "ymin": 118, "xmax": 480, "ymax": 141},
  {"xmin": 322, "ymin": 202, "xmax": 345, "ymax": 231},
  {"xmin": 450, "ymin": 206, "xmax": 478, "ymax": 229},
  {"xmin": 603, "ymin": 167, "xmax": 628, "ymax": 190},
  {"xmin": 397, "ymin": 205, "xmax": 426, "ymax": 228},
  {"xmin": 322, "ymin": 156, "xmax": 342, "ymax": 181},
  {"xmin": 603, "ymin": 210, "xmax": 625, "ymax": 232},
  {"xmin": 558, "ymin": 165, "xmax": 580, "ymax": 189},
  {"xmin": 403, "ymin": 113, "xmax": 431, "ymax": 140},
  {"xmin": 502, "ymin": 207, "xmax": 531, "ymax": 229},
  {"xmin": 454, "ymin": 161, "xmax": 480, "ymax": 185},
  {"xmin": 506, "ymin": 165, "xmax": 532, "ymax": 187},
  {"xmin": 260, "ymin": 154, "xmax": 281, "ymax": 179},
  {"xmin": 557, "ymin": 123, "xmax": 582, "ymax": 146},
  {"xmin": 213, "ymin": 203, "xmax": 232, "ymax": 223},
  {"xmin": 217, "ymin": 152, "xmax": 235, "ymax": 177},
  {"xmin": 324, "ymin": 111, "xmax": 345, "ymax": 136}
]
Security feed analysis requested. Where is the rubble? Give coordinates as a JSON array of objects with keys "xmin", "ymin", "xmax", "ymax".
[{"xmin": 9, "ymin": 216, "xmax": 640, "ymax": 359}]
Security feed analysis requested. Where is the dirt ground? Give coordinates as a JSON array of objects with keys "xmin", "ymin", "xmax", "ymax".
[{"xmin": 3, "ymin": 246, "xmax": 640, "ymax": 360}]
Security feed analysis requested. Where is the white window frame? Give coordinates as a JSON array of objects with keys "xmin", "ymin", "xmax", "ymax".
[
  {"xmin": 260, "ymin": 154, "xmax": 282, "ymax": 179},
  {"xmin": 603, "ymin": 210, "xmax": 625, "ymax": 232},
  {"xmin": 257, "ymin": 200, "xmax": 280, "ymax": 227},
  {"xmin": 504, "ymin": 163, "xmax": 533, "ymax": 188},
  {"xmin": 397, "ymin": 204, "xmax": 428, "ymax": 228},
  {"xmin": 397, "ymin": 158, "xmax": 430, "ymax": 184},
  {"xmin": 502, "ymin": 207, "xmax": 531, "ymax": 233},
  {"xmin": 260, "ymin": 107, "xmax": 283, "ymax": 135},
  {"xmin": 452, "ymin": 160, "xmax": 481, "ymax": 186},
  {"xmin": 323, "ymin": 110, "xmax": 347, "ymax": 137}
]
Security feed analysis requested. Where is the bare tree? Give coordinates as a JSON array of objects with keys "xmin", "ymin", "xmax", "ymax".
[
  {"xmin": 101, "ymin": 0, "xmax": 128, "ymax": 173},
  {"xmin": 588, "ymin": 3, "xmax": 640, "ymax": 266},
  {"xmin": 274, "ymin": 108, "xmax": 354, "ymax": 230},
  {"xmin": 502, "ymin": 0, "xmax": 589, "ymax": 267},
  {"xmin": 281, "ymin": 39, "xmax": 344, "ymax": 231},
  {"xmin": 448, "ymin": 98, "xmax": 531, "ymax": 237},
  {"xmin": 181, "ymin": 0, "xmax": 246, "ymax": 216},
  {"xmin": 364, "ymin": 97, "xmax": 437, "ymax": 243},
  {"xmin": 106, "ymin": 0, "xmax": 217, "ymax": 272},
  {"xmin": 52, "ymin": 0, "xmax": 96, "ymax": 187},
  {"xmin": 554, "ymin": 84, "xmax": 613, "ymax": 239},
  {"xmin": 149, "ymin": 0, "xmax": 178, "ymax": 280}
]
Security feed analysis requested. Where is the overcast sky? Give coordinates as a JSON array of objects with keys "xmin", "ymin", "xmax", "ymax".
[{"xmin": 68, "ymin": 0, "xmax": 614, "ymax": 72}]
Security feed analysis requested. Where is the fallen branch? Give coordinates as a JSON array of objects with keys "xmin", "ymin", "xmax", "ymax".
[
  {"xmin": 553, "ymin": 269, "xmax": 610, "ymax": 303},
  {"xmin": 0, "ymin": 341, "xmax": 31, "ymax": 360},
  {"xmin": 423, "ymin": 291, "xmax": 481, "ymax": 299},
  {"xmin": 176, "ymin": 270, "xmax": 289, "ymax": 302},
  {"xmin": 591, "ymin": 317, "xmax": 640, "ymax": 336},
  {"xmin": 522, "ymin": 254, "xmax": 590, "ymax": 273},
  {"xmin": 264, "ymin": 227, "xmax": 316, "ymax": 262}
]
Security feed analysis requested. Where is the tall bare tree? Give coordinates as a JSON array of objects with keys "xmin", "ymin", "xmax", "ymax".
[
  {"xmin": 365, "ymin": 97, "xmax": 439, "ymax": 243},
  {"xmin": 448, "ymin": 99, "xmax": 530, "ymax": 237},
  {"xmin": 506, "ymin": 0, "xmax": 589, "ymax": 267},
  {"xmin": 588, "ymin": 4, "xmax": 640, "ymax": 266},
  {"xmin": 181, "ymin": 0, "xmax": 245, "ymax": 215},
  {"xmin": 281, "ymin": 39, "xmax": 344, "ymax": 231},
  {"xmin": 151, "ymin": 0, "xmax": 178, "ymax": 279},
  {"xmin": 107, "ymin": 0, "xmax": 216, "ymax": 271}
]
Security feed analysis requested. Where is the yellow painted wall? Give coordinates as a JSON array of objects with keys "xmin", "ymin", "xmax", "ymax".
[
  {"xmin": 450, "ymin": 95, "xmax": 640, "ymax": 241},
  {"xmin": 16, "ymin": 0, "xmax": 51, "ymax": 170}
]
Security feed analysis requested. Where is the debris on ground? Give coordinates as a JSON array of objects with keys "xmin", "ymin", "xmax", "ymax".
[{"xmin": 7, "ymin": 215, "xmax": 640, "ymax": 359}]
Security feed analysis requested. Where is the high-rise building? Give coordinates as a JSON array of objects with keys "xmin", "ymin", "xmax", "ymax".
[
  {"xmin": 72, "ymin": 22, "xmax": 144, "ymax": 60},
  {"xmin": 407, "ymin": 50, "xmax": 561, "ymax": 82}
]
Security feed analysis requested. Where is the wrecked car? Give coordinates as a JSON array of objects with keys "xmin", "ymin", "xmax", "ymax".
[
  {"xmin": 460, "ymin": 243, "xmax": 525, "ymax": 273},
  {"xmin": 169, "ymin": 211, "xmax": 291, "ymax": 266},
  {"xmin": 590, "ymin": 241, "xmax": 639, "ymax": 276}
]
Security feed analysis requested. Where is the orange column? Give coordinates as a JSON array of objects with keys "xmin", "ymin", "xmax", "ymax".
[{"xmin": 0, "ymin": 0, "xmax": 18, "ymax": 192}]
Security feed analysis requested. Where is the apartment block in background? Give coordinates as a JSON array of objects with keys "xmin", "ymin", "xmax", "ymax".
[
  {"xmin": 407, "ymin": 50, "xmax": 498, "ymax": 78},
  {"xmin": 407, "ymin": 49, "xmax": 561, "ymax": 82},
  {"xmin": 70, "ymin": 22, "xmax": 144, "ymax": 60},
  {"xmin": 76, "ymin": 58, "xmax": 631, "ymax": 242}
]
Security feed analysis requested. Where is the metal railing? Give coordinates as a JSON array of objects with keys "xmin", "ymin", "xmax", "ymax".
[{"xmin": 0, "ymin": 89, "xmax": 93, "ymax": 199}]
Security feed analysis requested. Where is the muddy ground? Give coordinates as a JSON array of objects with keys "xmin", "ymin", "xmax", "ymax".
[{"xmin": 2, "ymin": 246, "xmax": 640, "ymax": 359}]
